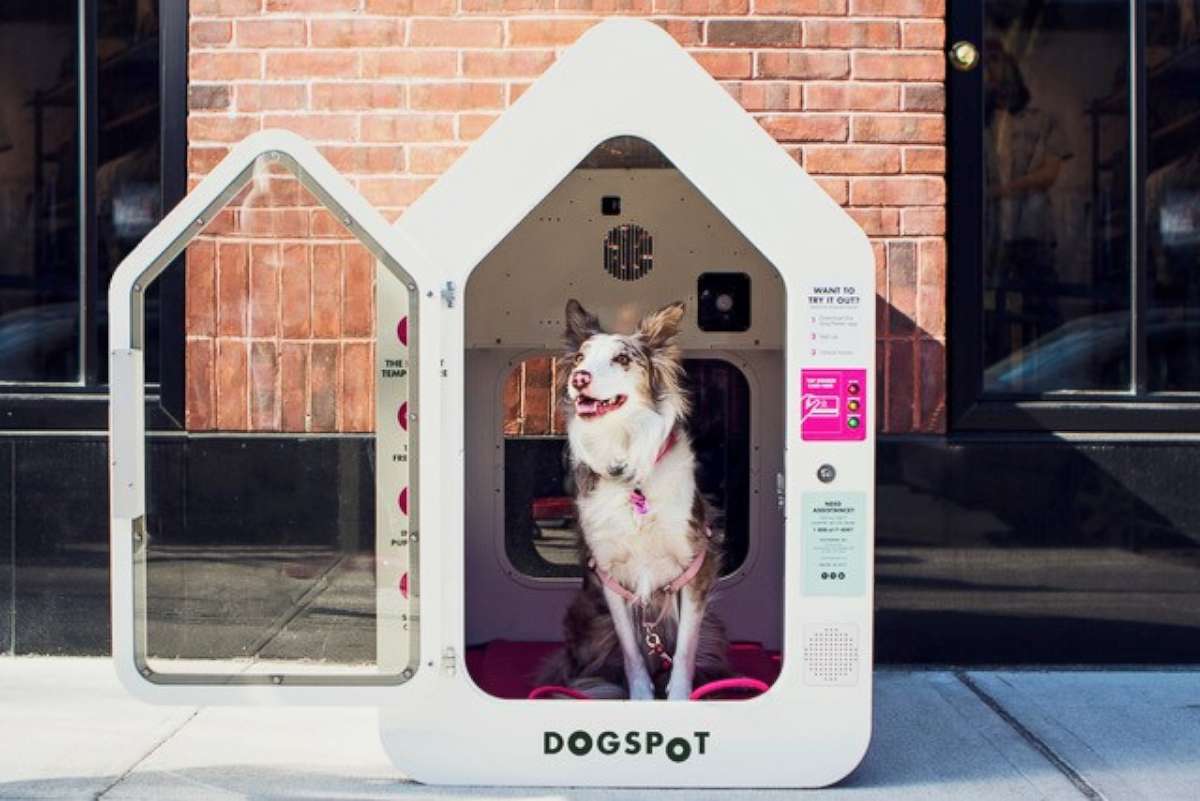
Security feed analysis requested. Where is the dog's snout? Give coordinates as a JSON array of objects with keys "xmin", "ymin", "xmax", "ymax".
[{"xmin": 571, "ymin": 370, "xmax": 592, "ymax": 390}]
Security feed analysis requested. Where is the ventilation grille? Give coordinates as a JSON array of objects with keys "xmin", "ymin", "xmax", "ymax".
[
  {"xmin": 603, "ymin": 224, "xmax": 653, "ymax": 281},
  {"xmin": 803, "ymin": 623, "xmax": 860, "ymax": 686}
]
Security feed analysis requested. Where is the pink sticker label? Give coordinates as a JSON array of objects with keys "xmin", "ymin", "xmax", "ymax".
[{"xmin": 801, "ymin": 369, "xmax": 867, "ymax": 441}]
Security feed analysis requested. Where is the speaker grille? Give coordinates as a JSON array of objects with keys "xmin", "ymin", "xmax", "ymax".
[
  {"xmin": 803, "ymin": 623, "xmax": 860, "ymax": 686},
  {"xmin": 603, "ymin": 224, "xmax": 653, "ymax": 281}
]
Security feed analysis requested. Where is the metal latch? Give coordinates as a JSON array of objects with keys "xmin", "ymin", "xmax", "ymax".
[
  {"xmin": 440, "ymin": 646, "xmax": 457, "ymax": 676},
  {"xmin": 776, "ymin": 472, "xmax": 786, "ymax": 512},
  {"xmin": 440, "ymin": 281, "xmax": 456, "ymax": 308}
]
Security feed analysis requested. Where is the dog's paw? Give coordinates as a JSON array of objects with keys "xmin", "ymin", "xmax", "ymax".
[
  {"xmin": 629, "ymin": 677, "xmax": 655, "ymax": 701},
  {"xmin": 665, "ymin": 675, "xmax": 693, "ymax": 701}
]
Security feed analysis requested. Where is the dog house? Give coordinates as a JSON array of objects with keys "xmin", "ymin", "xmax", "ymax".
[{"xmin": 108, "ymin": 20, "xmax": 875, "ymax": 787}]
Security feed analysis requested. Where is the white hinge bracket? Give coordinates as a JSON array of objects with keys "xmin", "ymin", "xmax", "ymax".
[
  {"xmin": 440, "ymin": 281, "xmax": 456, "ymax": 308},
  {"xmin": 440, "ymin": 646, "xmax": 457, "ymax": 676}
]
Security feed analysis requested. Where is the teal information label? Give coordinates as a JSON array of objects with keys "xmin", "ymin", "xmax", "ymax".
[{"xmin": 803, "ymin": 492, "xmax": 866, "ymax": 597}]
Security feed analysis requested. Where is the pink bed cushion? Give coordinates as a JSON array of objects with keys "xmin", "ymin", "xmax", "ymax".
[{"xmin": 466, "ymin": 640, "xmax": 780, "ymax": 699}]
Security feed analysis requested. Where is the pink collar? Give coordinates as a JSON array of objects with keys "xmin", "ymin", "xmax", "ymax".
[
  {"xmin": 590, "ymin": 546, "xmax": 706, "ymax": 606},
  {"xmin": 654, "ymin": 427, "xmax": 679, "ymax": 465},
  {"xmin": 628, "ymin": 427, "xmax": 680, "ymax": 517}
]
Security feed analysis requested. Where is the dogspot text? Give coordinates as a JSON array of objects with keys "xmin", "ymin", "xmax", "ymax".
[{"xmin": 543, "ymin": 730, "xmax": 712, "ymax": 763}]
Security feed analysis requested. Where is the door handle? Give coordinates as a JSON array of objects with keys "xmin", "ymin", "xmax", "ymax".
[{"xmin": 948, "ymin": 40, "xmax": 980, "ymax": 71}]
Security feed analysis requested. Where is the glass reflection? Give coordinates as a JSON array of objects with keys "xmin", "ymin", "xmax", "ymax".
[
  {"xmin": 982, "ymin": 2, "xmax": 1130, "ymax": 393},
  {"xmin": 0, "ymin": 3, "xmax": 80, "ymax": 382},
  {"xmin": 1146, "ymin": 1, "xmax": 1200, "ymax": 390}
]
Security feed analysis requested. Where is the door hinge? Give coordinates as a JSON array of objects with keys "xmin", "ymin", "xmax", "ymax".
[
  {"xmin": 776, "ymin": 472, "xmax": 786, "ymax": 512},
  {"xmin": 440, "ymin": 281, "xmax": 456, "ymax": 308},
  {"xmin": 440, "ymin": 646, "xmax": 457, "ymax": 676}
]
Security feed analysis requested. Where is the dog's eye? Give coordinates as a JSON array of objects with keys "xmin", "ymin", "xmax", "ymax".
[
  {"xmin": 614, "ymin": 353, "xmax": 631, "ymax": 367},
  {"xmin": 572, "ymin": 353, "xmax": 584, "ymax": 365}
]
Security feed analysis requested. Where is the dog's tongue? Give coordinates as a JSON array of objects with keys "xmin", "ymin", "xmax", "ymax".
[{"xmin": 576, "ymin": 398, "xmax": 599, "ymax": 415}]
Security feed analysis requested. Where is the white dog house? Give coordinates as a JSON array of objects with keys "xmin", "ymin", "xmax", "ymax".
[{"xmin": 109, "ymin": 19, "xmax": 875, "ymax": 788}]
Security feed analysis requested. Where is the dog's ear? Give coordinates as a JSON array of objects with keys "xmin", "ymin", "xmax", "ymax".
[
  {"xmin": 564, "ymin": 299, "xmax": 602, "ymax": 348},
  {"xmin": 636, "ymin": 302, "xmax": 686, "ymax": 349}
]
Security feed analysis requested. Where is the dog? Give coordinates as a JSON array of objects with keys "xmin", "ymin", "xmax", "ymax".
[{"xmin": 538, "ymin": 299, "xmax": 731, "ymax": 700}]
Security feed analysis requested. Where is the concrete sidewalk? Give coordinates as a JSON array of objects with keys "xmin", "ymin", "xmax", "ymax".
[{"xmin": 0, "ymin": 659, "xmax": 1197, "ymax": 800}]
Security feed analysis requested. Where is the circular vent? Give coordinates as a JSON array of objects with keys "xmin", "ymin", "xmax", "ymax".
[{"xmin": 603, "ymin": 224, "xmax": 653, "ymax": 281}]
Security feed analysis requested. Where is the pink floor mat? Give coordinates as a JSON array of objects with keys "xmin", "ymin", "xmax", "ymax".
[{"xmin": 465, "ymin": 640, "xmax": 781, "ymax": 699}]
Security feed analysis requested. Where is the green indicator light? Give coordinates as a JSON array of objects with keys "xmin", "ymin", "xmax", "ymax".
[{"xmin": 847, "ymin": 416, "xmax": 861, "ymax": 429}]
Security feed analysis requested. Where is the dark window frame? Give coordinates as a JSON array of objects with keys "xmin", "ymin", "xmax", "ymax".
[
  {"xmin": 0, "ymin": 0, "xmax": 187, "ymax": 431},
  {"xmin": 948, "ymin": 0, "xmax": 1200, "ymax": 432}
]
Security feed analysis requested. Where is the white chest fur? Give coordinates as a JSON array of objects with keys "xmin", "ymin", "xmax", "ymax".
[{"xmin": 575, "ymin": 444, "xmax": 697, "ymax": 602}]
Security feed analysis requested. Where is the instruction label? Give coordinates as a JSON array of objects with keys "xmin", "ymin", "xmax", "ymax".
[
  {"xmin": 802, "ymin": 492, "xmax": 866, "ymax": 597},
  {"xmin": 804, "ymin": 284, "xmax": 865, "ymax": 360}
]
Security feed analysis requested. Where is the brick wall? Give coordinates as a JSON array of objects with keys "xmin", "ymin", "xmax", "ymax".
[{"xmin": 186, "ymin": 0, "xmax": 947, "ymax": 434}]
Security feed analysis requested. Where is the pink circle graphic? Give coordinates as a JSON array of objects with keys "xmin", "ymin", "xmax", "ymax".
[
  {"xmin": 396, "ymin": 316, "xmax": 408, "ymax": 346},
  {"xmin": 397, "ymin": 487, "xmax": 409, "ymax": 515},
  {"xmin": 397, "ymin": 401, "xmax": 408, "ymax": 431}
]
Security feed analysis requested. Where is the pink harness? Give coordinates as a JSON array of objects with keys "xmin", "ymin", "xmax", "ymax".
[{"xmin": 588, "ymin": 426, "xmax": 709, "ymax": 667}]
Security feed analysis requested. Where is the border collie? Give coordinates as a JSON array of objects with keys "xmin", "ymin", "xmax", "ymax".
[{"xmin": 539, "ymin": 299, "xmax": 731, "ymax": 700}]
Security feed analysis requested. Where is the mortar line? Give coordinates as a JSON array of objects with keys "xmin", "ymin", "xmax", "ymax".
[
  {"xmin": 954, "ymin": 671, "xmax": 1107, "ymax": 801},
  {"xmin": 93, "ymin": 708, "xmax": 200, "ymax": 800}
]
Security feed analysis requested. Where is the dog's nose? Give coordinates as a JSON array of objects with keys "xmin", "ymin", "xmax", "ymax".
[{"xmin": 571, "ymin": 371, "xmax": 592, "ymax": 390}]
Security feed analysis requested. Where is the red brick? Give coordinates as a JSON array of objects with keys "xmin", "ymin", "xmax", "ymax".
[
  {"xmin": 408, "ymin": 145, "xmax": 467, "ymax": 174},
  {"xmin": 902, "ymin": 19, "xmax": 944, "ymax": 49},
  {"xmin": 887, "ymin": 240, "xmax": 917, "ymax": 338},
  {"xmin": 903, "ymin": 146, "xmax": 945, "ymax": 173},
  {"xmin": 311, "ymin": 209, "xmax": 356, "ymax": 238},
  {"xmin": 850, "ymin": 177, "xmax": 945, "ymax": 206},
  {"xmin": 919, "ymin": 239, "xmax": 946, "ymax": 287},
  {"xmin": 321, "ymin": 145, "xmax": 407, "ymax": 174},
  {"xmin": 885, "ymin": 340, "xmax": 914, "ymax": 433},
  {"xmin": 280, "ymin": 243, "xmax": 310, "ymax": 338},
  {"xmin": 362, "ymin": 114, "xmax": 454, "ymax": 143},
  {"xmin": 853, "ymin": 114, "xmax": 944, "ymax": 144},
  {"xmin": 236, "ymin": 19, "xmax": 306, "ymax": 48},
  {"xmin": 268, "ymin": 0, "xmax": 356, "ymax": 8},
  {"xmin": 236, "ymin": 83, "xmax": 307, "ymax": 112},
  {"xmin": 850, "ymin": 0, "xmax": 944, "ymax": 16},
  {"xmin": 463, "ymin": 50, "xmax": 556, "ymax": 78},
  {"xmin": 509, "ymin": 19, "xmax": 597, "ymax": 46},
  {"xmin": 216, "ymin": 243, "xmax": 248, "ymax": 337},
  {"xmin": 250, "ymin": 341, "xmax": 279, "ymax": 431},
  {"xmin": 312, "ymin": 19, "xmax": 404, "ymax": 48},
  {"xmin": 458, "ymin": 114, "xmax": 499, "ymax": 140},
  {"xmin": 918, "ymin": 339, "xmax": 945, "ymax": 432},
  {"xmin": 357, "ymin": 177, "xmax": 434, "ymax": 207},
  {"xmin": 847, "ymin": 207, "xmax": 900, "ymax": 236},
  {"xmin": 188, "ymin": 85, "xmax": 230, "ymax": 111},
  {"xmin": 522, "ymin": 356, "xmax": 554, "ymax": 435},
  {"xmin": 690, "ymin": 50, "xmax": 753, "ymax": 79},
  {"xmin": 216, "ymin": 339, "xmax": 249, "ymax": 431},
  {"xmin": 189, "ymin": 115, "xmax": 261, "ymax": 144},
  {"xmin": 508, "ymin": 82, "xmax": 532, "ymax": 104},
  {"xmin": 261, "ymin": 114, "xmax": 357, "ymax": 141},
  {"xmin": 804, "ymin": 20, "xmax": 898, "ymax": 48},
  {"xmin": 265, "ymin": 51, "xmax": 359, "ymax": 79},
  {"xmin": 343, "ymin": 245, "xmax": 374, "ymax": 337},
  {"xmin": 190, "ymin": 52, "xmax": 261, "ymax": 81},
  {"xmin": 409, "ymin": 82, "xmax": 505, "ymax": 111},
  {"xmin": 917, "ymin": 281, "xmax": 944, "ymax": 338},
  {"xmin": 757, "ymin": 51, "xmax": 849, "ymax": 80},
  {"xmin": 312, "ymin": 82, "xmax": 404, "ymax": 111},
  {"xmin": 805, "ymin": 82, "xmax": 898, "ymax": 110},
  {"xmin": 249, "ymin": 244, "xmax": 279, "ymax": 338},
  {"xmin": 559, "ymin": 0, "xmax": 652, "ymax": 11},
  {"xmin": 708, "ymin": 21, "xmax": 801, "ymax": 48},
  {"xmin": 653, "ymin": 0, "xmax": 747, "ymax": 12},
  {"xmin": 724, "ymin": 81, "xmax": 803, "ymax": 111},
  {"xmin": 903, "ymin": 83, "xmax": 944, "ymax": 111},
  {"xmin": 758, "ymin": 114, "xmax": 848, "ymax": 143},
  {"xmin": 189, "ymin": 147, "xmax": 229, "ymax": 175},
  {"xmin": 853, "ymin": 52, "xmax": 943, "ymax": 81},
  {"xmin": 186, "ymin": 241, "xmax": 217, "ymax": 337},
  {"xmin": 815, "ymin": 177, "xmax": 848, "ymax": 205},
  {"xmin": 366, "ymin": 0, "xmax": 456, "ymax": 11},
  {"xmin": 462, "ymin": 0, "xmax": 556, "ymax": 10},
  {"xmin": 279, "ymin": 342, "xmax": 309, "ymax": 431},
  {"xmin": 237, "ymin": 208, "xmax": 309, "ymax": 238},
  {"xmin": 411, "ymin": 19, "xmax": 504, "ymax": 47},
  {"xmin": 185, "ymin": 339, "xmax": 215, "ymax": 431},
  {"xmin": 310, "ymin": 343, "xmax": 340, "ymax": 432},
  {"xmin": 754, "ymin": 0, "xmax": 844, "ymax": 11},
  {"xmin": 191, "ymin": 21, "xmax": 232, "ymax": 47},
  {"xmin": 901, "ymin": 207, "xmax": 946, "ymax": 235},
  {"xmin": 804, "ymin": 145, "xmax": 900, "ymax": 174},
  {"xmin": 362, "ymin": 50, "xmax": 458, "ymax": 78},
  {"xmin": 192, "ymin": 0, "xmax": 262, "ymax": 16},
  {"xmin": 654, "ymin": 19, "xmax": 703, "ymax": 46},
  {"xmin": 503, "ymin": 367, "xmax": 522, "ymax": 436},
  {"xmin": 312, "ymin": 244, "xmax": 343, "ymax": 339},
  {"xmin": 342, "ymin": 342, "xmax": 373, "ymax": 433}
]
